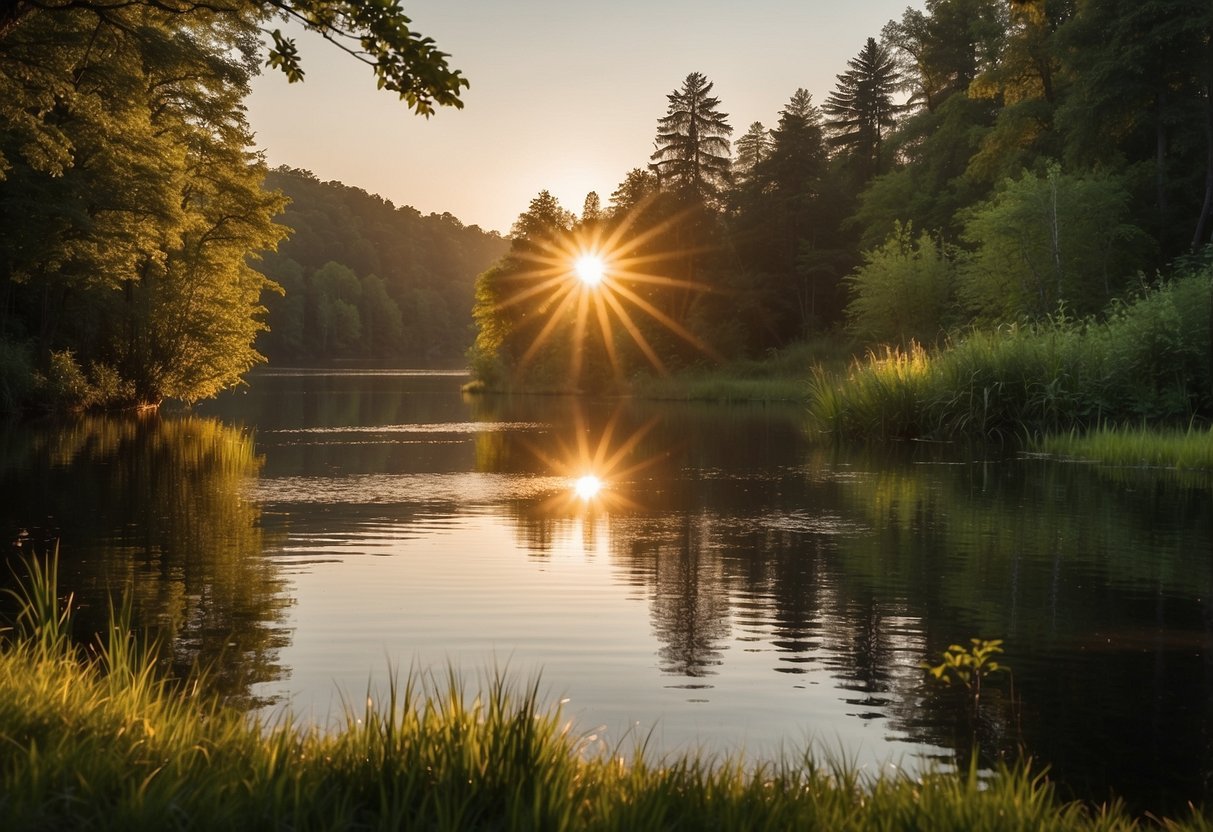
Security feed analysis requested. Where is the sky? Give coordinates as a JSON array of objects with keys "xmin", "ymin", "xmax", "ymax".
[{"xmin": 246, "ymin": 1, "xmax": 919, "ymax": 235}]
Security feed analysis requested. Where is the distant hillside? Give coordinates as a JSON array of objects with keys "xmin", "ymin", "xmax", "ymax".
[{"xmin": 257, "ymin": 167, "xmax": 507, "ymax": 367}]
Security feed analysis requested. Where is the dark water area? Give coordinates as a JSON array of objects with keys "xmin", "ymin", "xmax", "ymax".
[{"xmin": 2, "ymin": 369, "xmax": 1212, "ymax": 815}]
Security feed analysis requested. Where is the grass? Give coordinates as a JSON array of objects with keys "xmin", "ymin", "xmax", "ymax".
[
  {"xmin": 809, "ymin": 268, "xmax": 1213, "ymax": 441},
  {"xmin": 2, "ymin": 554, "xmax": 1210, "ymax": 830},
  {"xmin": 1034, "ymin": 424, "xmax": 1213, "ymax": 471},
  {"xmin": 628, "ymin": 338, "xmax": 850, "ymax": 403}
]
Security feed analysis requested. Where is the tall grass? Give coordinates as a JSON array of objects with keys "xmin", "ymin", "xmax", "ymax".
[
  {"xmin": 1, "ymin": 554, "xmax": 1207, "ymax": 830},
  {"xmin": 810, "ymin": 270, "xmax": 1213, "ymax": 440},
  {"xmin": 1035, "ymin": 424, "xmax": 1213, "ymax": 471},
  {"xmin": 631, "ymin": 338, "xmax": 849, "ymax": 403}
]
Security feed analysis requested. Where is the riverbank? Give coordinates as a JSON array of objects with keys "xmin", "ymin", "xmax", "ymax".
[
  {"xmin": 807, "ymin": 271, "xmax": 1213, "ymax": 447},
  {"xmin": 1, "ymin": 556, "xmax": 1206, "ymax": 830},
  {"xmin": 462, "ymin": 338, "xmax": 849, "ymax": 402}
]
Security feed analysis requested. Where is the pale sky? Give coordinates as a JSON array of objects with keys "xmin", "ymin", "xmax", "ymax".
[{"xmin": 247, "ymin": 1, "xmax": 918, "ymax": 235}]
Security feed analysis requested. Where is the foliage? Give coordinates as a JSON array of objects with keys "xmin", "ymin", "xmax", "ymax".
[
  {"xmin": 0, "ymin": 4, "xmax": 286, "ymax": 407},
  {"xmin": 925, "ymin": 638, "xmax": 1007, "ymax": 698},
  {"xmin": 0, "ymin": 0, "xmax": 467, "ymax": 118},
  {"xmin": 959, "ymin": 165, "xmax": 1152, "ymax": 321},
  {"xmin": 0, "ymin": 555, "xmax": 1205, "ymax": 830},
  {"xmin": 732, "ymin": 121, "xmax": 771, "ymax": 181},
  {"xmin": 824, "ymin": 37, "xmax": 903, "ymax": 180},
  {"xmin": 811, "ymin": 266, "xmax": 1213, "ymax": 440},
  {"xmin": 845, "ymin": 222, "xmax": 956, "ymax": 346},
  {"xmin": 1035, "ymin": 425, "xmax": 1213, "ymax": 472},
  {"xmin": 0, "ymin": 414, "xmax": 284, "ymax": 702},
  {"xmin": 258, "ymin": 168, "xmax": 506, "ymax": 366}
]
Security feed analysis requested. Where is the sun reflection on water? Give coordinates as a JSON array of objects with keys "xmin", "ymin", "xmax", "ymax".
[{"xmin": 573, "ymin": 474, "xmax": 603, "ymax": 501}]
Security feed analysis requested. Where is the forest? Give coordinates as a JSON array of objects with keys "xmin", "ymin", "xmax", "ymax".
[
  {"xmin": 256, "ymin": 168, "xmax": 505, "ymax": 367},
  {"xmin": 471, "ymin": 0, "xmax": 1213, "ymax": 434},
  {"xmin": 1, "ymin": 0, "xmax": 1211, "ymax": 427}
]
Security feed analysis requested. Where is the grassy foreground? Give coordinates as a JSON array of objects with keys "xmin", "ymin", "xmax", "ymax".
[{"xmin": 1, "ymin": 558, "xmax": 1208, "ymax": 830}]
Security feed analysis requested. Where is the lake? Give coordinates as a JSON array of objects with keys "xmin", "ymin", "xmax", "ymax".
[{"xmin": 2, "ymin": 369, "xmax": 1211, "ymax": 814}]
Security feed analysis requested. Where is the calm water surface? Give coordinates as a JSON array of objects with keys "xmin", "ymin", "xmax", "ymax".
[{"xmin": 2, "ymin": 369, "xmax": 1212, "ymax": 813}]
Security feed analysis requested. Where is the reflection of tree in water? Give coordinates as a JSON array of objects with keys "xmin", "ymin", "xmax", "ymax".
[
  {"xmin": 1, "ymin": 414, "xmax": 290, "ymax": 706},
  {"xmin": 647, "ymin": 516, "xmax": 730, "ymax": 677}
]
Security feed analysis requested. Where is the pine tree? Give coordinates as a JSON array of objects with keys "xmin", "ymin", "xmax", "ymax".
[
  {"xmin": 733, "ymin": 122, "xmax": 772, "ymax": 182},
  {"xmin": 650, "ymin": 72, "xmax": 733, "ymax": 205},
  {"xmin": 823, "ymin": 38, "xmax": 902, "ymax": 180}
]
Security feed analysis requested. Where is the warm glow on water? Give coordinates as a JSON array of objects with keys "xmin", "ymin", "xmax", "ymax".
[{"xmin": 573, "ymin": 474, "xmax": 603, "ymax": 500}]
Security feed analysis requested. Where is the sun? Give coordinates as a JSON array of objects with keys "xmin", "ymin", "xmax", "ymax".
[
  {"xmin": 573, "ymin": 254, "xmax": 605, "ymax": 287},
  {"xmin": 488, "ymin": 197, "xmax": 723, "ymax": 385},
  {"xmin": 573, "ymin": 474, "xmax": 603, "ymax": 500}
]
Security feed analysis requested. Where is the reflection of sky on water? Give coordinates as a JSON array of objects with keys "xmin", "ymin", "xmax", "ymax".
[
  {"xmin": 254, "ymin": 507, "xmax": 937, "ymax": 772},
  {"xmin": 11, "ymin": 373, "xmax": 1212, "ymax": 810},
  {"xmin": 251, "ymin": 472, "xmax": 567, "ymax": 505},
  {"xmin": 265, "ymin": 421, "xmax": 547, "ymax": 435}
]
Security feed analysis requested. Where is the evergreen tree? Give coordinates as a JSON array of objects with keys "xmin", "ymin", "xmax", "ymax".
[
  {"xmin": 733, "ymin": 122, "xmax": 772, "ymax": 182},
  {"xmin": 1055, "ymin": 0, "xmax": 1213, "ymax": 253},
  {"xmin": 650, "ymin": 72, "xmax": 733, "ymax": 205},
  {"xmin": 824, "ymin": 38, "xmax": 903, "ymax": 180},
  {"xmin": 581, "ymin": 191, "xmax": 603, "ymax": 224}
]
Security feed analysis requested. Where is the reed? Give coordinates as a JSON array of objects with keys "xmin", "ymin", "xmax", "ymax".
[
  {"xmin": 0, "ymin": 554, "xmax": 1206, "ymax": 830},
  {"xmin": 1035, "ymin": 424, "xmax": 1213, "ymax": 471},
  {"xmin": 810, "ymin": 269, "xmax": 1213, "ymax": 440}
]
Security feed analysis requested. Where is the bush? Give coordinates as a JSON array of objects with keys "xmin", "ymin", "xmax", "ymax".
[{"xmin": 845, "ymin": 222, "xmax": 957, "ymax": 347}]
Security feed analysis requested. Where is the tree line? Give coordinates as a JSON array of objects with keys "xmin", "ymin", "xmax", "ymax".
[
  {"xmin": 471, "ymin": 0, "xmax": 1213, "ymax": 390},
  {"xmin": 257, "ymin": 168, "xmax": 505, "ymax": 367}
]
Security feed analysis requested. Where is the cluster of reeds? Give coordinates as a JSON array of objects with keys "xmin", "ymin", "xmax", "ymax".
[
  {"xmin": 1, "ymin": 554, "xmax": 1206, "ymax": 830},
  {"xmin": 809, "ymin": 270, "xmax": 1212, "ymax": 441},
  {"xmin": 1035, "ymin": 424, "xmax": 1213, "ymax": 471}
]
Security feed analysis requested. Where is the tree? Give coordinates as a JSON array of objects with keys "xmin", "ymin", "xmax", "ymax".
[
  {"xmin": 733, "ymin": 122, "xmax": 772, "ymax": 182},
  {"xmin": 845, "ymin": 222, "xmax": 955, "ymax": 346},
  {"xmin": 959, "ymin": 165, "xmax": 1151, "ymax": 321},
  {"xmin": 650, "ymin": 72, "xmax": 733, "ymax": 204},
  {"xmin": 0, "ymin": 4, "xmax": 286, "ymax": 405},
  {"xmin": 581, "ymin": 191, "xmax": 603, "ymax": 224},
  {"xmin": 608, "ymin": 168, "xmax": 659, "ymax": 218},
  {"xmin": 824, "ymin": 37, "xmax": 903, "ymax": 180},
  {"xmin": 1054, "ymin": 0, "xmax": 1213, "ymax": 254},
  {"xmin": 882, "ymin": 0, "xmax": 1006, "ymax": 114},
  {"xmin": 0, "ymin": 0, "xmax": 468, "ymax": 117},
  {"xmin": 510, "ymin": 190, "xmax": 573, "ymax": 245}
]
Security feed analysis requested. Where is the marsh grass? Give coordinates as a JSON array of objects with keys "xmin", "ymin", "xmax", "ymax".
[
  {"xmin": 630, "ymin": 338, "xmax": 849, "ymax": 403},
  {"xmin": 1, "ymin": 554, "xmax": 1208, "ymax": 830},
  {"xmin": 1035, "ymin": 424, "xmax": 1213, "ymax": 472},
  {"xmin": 810, "ymin": 270, "xmax": 1213, "ymax": 440}
]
